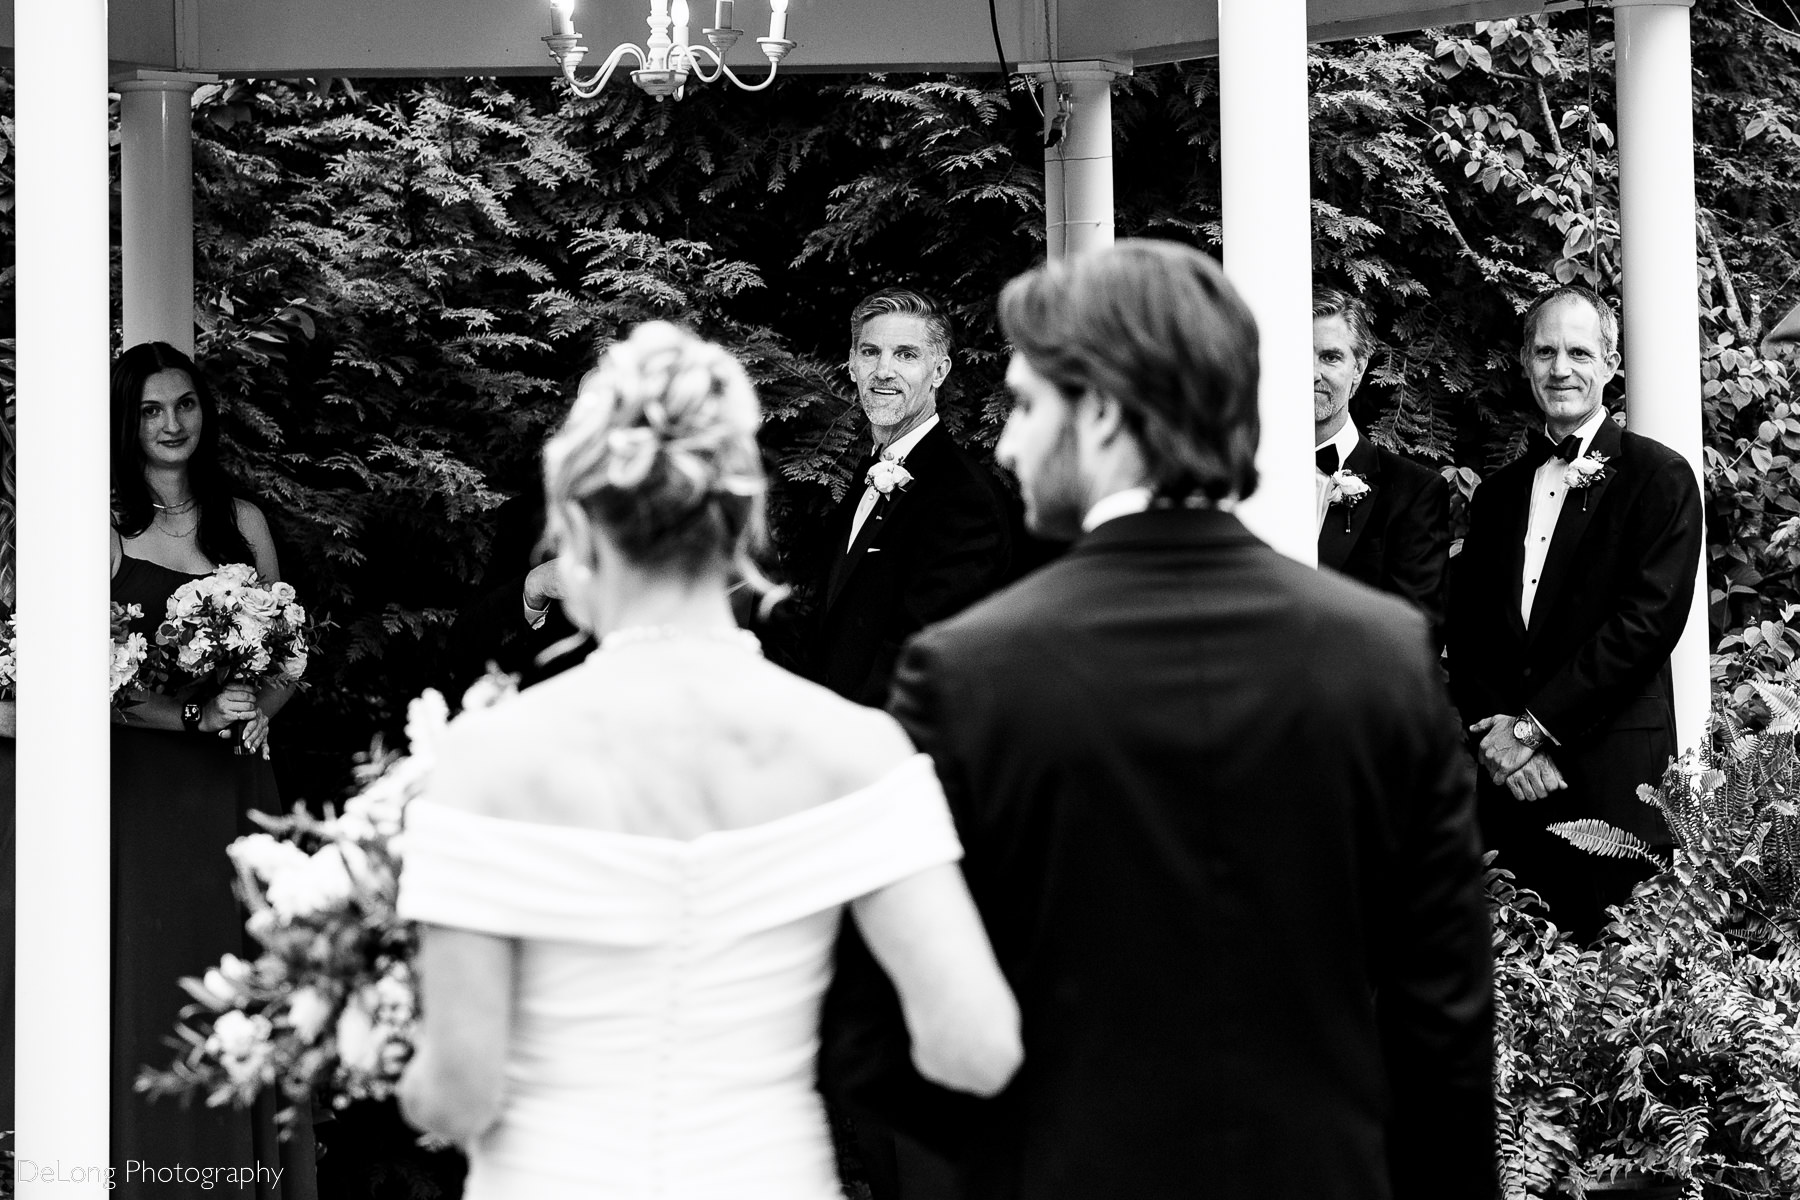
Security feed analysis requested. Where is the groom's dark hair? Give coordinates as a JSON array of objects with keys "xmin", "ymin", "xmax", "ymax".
[{"xmin": 998, "ymin": 239, "xmax": 1261, "ymax": 503}]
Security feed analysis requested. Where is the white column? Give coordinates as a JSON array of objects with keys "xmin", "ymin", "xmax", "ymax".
[
  {"xmin": 119, "ymin": 77, "xmax": 203, "ymax": 356},
  {"xmin": 16, "ymin": 0, "xmax": 114, "ymax": 1191},
  {"xmin": 1615, "ymin": 0, "xmax": 1707, "ymax": 751},
  {"xmin": 1022, "ymin": 61, "xmax": 1130, "ymax": 260},
  {"xmin": 1217, "ymin": 0, "xmax": 1315, "ymax": 564}
]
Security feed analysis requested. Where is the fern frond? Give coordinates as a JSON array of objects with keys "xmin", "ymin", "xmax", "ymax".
[{"xmin": 1550, "ymin": 820, "xmax": 1659, "ymax": 863}]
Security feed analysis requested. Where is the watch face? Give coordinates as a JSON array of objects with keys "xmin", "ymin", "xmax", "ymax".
[{"xmin": 1513, "ymin": 718, "xmax": 1533, "ymax": 742}]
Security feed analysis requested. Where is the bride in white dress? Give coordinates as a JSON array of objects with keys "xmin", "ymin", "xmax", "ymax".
[{"xmin": 395, "ymin": 321, "xmax": 1021, "ymax": 1199}]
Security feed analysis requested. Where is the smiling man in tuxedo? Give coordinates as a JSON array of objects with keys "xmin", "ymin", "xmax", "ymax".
[
  {"xmin": 805, "ymin": 288, "xmax": 1014, "ymax": 708},
  {"xmin": 1447, "ymin": 285, "xmax": 1703, "ymax": 941},
  {"xmin": 1312, "ymin": 288, "xmax": 1450, "ymax": 641}
]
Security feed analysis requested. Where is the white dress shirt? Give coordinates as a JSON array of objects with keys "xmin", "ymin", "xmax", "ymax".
[
  {"xmin": 848, "ymin": 413, "xmax": 940, "ymax": 549},
  {"xmin": 1520, "ymin": 406, "xmax": 1609, "ymax": 626},
  {"xmin": 1082, "ymin": 486, "xmax": 1155, "ymax": 532}
]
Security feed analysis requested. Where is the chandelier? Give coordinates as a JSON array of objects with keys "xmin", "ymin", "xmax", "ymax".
[{"xmin": 544, "ymin": 0, "xmax": 795, "ymax": 101}]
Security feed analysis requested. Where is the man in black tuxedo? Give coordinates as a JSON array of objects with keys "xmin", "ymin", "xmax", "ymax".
[
  {"xmin": 822, "ymin": 241, "xmax": 1494, "ymax": 1200},
  {"xmin": 1312, "ymin": 288, "xmax": 1450, "ymax": 641},
  {"xmin": 447, "ymin": 493, "xmax": 590, "ymax": 691},
  {"xmin": 806, "ymin": 288, "xmax": 1013, "ymax": 707},
  {"xmin": 1447, "ymin": 285, "xmax": 1703, "ymax": 942}
]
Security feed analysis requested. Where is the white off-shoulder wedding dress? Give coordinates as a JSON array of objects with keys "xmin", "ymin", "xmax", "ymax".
[{"xmin": 398, "ymin": 753, "xmax": 960, "ymax": 1200}]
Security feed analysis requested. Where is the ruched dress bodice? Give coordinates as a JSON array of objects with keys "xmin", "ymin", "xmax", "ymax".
[{"xmin": 398, "ymin": 753, "xmax": 962, "ymax": 1200}]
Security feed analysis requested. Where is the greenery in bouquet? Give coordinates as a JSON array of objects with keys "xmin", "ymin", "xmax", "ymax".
[
  {"xmin": 0, "ymin": 612, "xmax": 13, "ymax": 701},
  {"xmin": 110, "ymin": 601, "xmax": 151, "ymax": 703},
  {"xmin": 139, "ymin": 670, "xmax": 518, "ymax": 1126},
  {"xmin": 1491, "ymin": 683, "xmax": 1800, "ymax": 1198}
]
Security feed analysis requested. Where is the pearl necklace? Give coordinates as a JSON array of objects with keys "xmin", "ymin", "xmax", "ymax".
[{"xmin": 598, "ymin": 624, "xmax": 763, "ymax": 656}]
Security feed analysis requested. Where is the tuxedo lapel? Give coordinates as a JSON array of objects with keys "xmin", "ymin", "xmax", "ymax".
[
  {"xmin": 1529, "ymin": 417, "xmax": 1623, "ymax": 638},
  {"xmin": 1317, "ymin": 439, "xmax": 1382, "ymax": 569},
  {"xmin": 825, "ymin": 428, "xmax": 941, "ymax": 611}
]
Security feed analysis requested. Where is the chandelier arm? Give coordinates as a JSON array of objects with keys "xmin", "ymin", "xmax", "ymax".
[
  {"xmin": 681, "ymin": 42, "xmax": 782, "ymax": 91},
  {"xmin": 564, "ymin": 42, "xmax": 649, "ymax": 98}
]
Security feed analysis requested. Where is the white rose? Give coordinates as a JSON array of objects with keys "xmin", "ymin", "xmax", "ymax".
[
  {"xmin": 335, "ymin": 989, "xmax": 382, "ymax": 1074},
  {"xmin": 284, "ymin": 985, "xmax": 334, "ymax": 1043},
  {"xmin": 209, "ymin": 1009, "xmax": 271, "ymax": 1060},
  {"xmin": 271, "ymin": 581, "xmax": 298, "ymax": 605},
  {"xmin": 265, "ymin": 845, "xmax": 355, "ymax": 920},
  {"xmin": 404, "ymin": 690, "xmax": 451, "ymax": 759},
  {"xmin": 229, "ymin": 833, "xmax": 311, "ymax": 884}
]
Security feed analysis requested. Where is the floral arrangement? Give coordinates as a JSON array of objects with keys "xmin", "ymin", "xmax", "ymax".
[
  {"xmin": 153, "ymin": 562, "xmax": 309, "ymax": 751},
  {"xmin": 138, "ymin": 670, "xmax": 518, "ymax": 1126},
  {"xmin": 1563, "ymin": 452, "xmax": 1610, "ymax": 511},
  {"xmin": 866, "ymin": 458, "xmax": 914, "ymax": 497},
  {"xmin": 111, "ymin": 602, "xmax": 151, "ymax": 702},
  {"xmin": 1325, "ymin": 469, "xmax": 1371, "ymax": 531},
  {"xmin": 0, "ymin": 613, "xmax": 14, "ymax": 701}
]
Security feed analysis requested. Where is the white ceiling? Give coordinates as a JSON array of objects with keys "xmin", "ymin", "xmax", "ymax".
[{"xmin": 3, "ymin": 0, "xmax": 1557, "ymax": 79}]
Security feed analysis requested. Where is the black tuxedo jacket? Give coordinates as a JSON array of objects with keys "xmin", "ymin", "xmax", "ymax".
[
  {"xmin": 1319, "ymin": 438, "xmax": 1451, "ymax": 643},
  {"xmin": 1445, "ymin": 417, "xmax": 1703, "ymax": 843},
  {"xmin": 445, "ymin": 496, "xmax": 590, "ymax": 691},
  {"xmin": 808, "ymin": 423, "xmax": 1013, "ymax": 707},
  {"xmin": 821, "ymin": 508, "xmax": 1494, "ymax": 1200}
]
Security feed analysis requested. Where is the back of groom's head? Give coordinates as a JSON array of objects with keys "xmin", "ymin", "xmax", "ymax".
[{"xmin": 997, "ymin": 239, "xmax": 1261, "ymax": 503}]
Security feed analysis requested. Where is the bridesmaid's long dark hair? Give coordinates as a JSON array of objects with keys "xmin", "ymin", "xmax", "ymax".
[{"xmin": 111, "ymin": 342, "xmax": 254, "ymax": 569}]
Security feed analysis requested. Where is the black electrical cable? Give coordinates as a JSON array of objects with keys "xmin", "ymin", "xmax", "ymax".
[{"xmin": 988, "ymin": 0, "xmax": 1009, "ymax": 79}]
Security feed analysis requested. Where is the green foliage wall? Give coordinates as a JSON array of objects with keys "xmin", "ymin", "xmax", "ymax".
[{"xmin": 3, "ymin": 1, "xmax": 1795, "ymax": 804}]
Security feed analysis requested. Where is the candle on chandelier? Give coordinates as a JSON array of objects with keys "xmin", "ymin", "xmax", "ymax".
[
  {"xmin": 715, "ymin": 0, "xmax": 734, "ymax": 30},
  {"xmin": 673, "ymin": 0, "xmax": 691, "ymax": 50},
  {"xmin": 549, "ymin": 0, "xmax": 575, "ymax": 36},
  {"xmin": 769, "ymin": 0, "xmax": 788, "ymax": 40}
]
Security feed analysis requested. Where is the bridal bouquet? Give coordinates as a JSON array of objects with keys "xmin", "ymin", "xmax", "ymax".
[
  {"xmin": 0, "ymin": 613, "xmax": 14, "ymax": 701},
  {"xmin": 139, "ymin": 671, "xmax": 518, "ymax": 1127},
  {"xmin": 152, "ymin": 563, "xmax": 309, "ymax": 752}
]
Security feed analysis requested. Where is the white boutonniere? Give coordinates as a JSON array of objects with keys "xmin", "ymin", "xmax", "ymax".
[
  {"xmin": 1563, "ymin": 451, "xmax": 1610, "ymax": 510},
  {"xmin": 866, "ymin": 459, "xmax": 914, "ymax": 497},
  {"xmin": 1327, "ymin": 469, "xmax": 1371, "ymax": 532}
]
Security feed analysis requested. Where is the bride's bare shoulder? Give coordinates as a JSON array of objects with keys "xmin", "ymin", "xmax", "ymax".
[
  {"xmin": 779, "ymin": 676, "xmax": 919, "ymax": 795},
  {"xmin": 422, "ymin": 689, "xmax": 545, "ymax": 817}
]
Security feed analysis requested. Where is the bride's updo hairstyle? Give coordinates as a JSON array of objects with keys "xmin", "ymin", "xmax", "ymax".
[{"xmin": 543, "ymin": 321, "xmax": 779, "ymax": 599}]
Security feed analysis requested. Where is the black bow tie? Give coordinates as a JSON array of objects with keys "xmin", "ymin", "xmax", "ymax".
[
  {"xmin": 1529, "ymin": 432, "xmax": 1583, "ymax": 466},
  {"xmin": 1315, "ymin": 445, "xmax": 1340, "ymax": 474}
]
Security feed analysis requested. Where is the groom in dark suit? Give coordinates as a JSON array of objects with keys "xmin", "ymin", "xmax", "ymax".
[
  {"xmin": 806, "ymin": 289, "xmax": 1014, "ymax": 707},
  {"xmin": 1312, "ymin": 288, "xmax": 1450, "ymax": 641},
  {"xmin": 822, "ymin": 241, "xmax": 1494, "ymax": 1200},
  {"xmin": 1447, "ymin": 285, "xmax": 1703, "ymax": 941}
]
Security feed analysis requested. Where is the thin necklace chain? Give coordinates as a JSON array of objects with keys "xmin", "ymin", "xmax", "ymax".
[
  {"xmin": 598, "ymin": 624, "xmax": 762, "ymax": 656},
  {"xmin": 151, "ymin": 495, "xmax": 197, "ymax": 514}
]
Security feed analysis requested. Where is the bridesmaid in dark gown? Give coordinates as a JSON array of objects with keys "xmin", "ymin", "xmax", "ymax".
[{"xmin": 109, "ymin": 343, "xmax": 316, "ymax": 1198}]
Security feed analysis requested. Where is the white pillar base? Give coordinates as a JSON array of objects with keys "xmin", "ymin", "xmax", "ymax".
[{"xmin": 1615, "ymin": 0, "xmax": 1708, "ymax": 751}]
